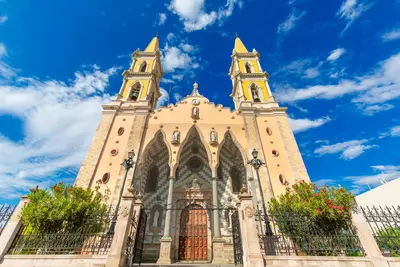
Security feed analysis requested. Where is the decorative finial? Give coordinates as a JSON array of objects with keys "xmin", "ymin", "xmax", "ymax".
[
  {"xmin": 190, "ymin": 82, "xmax": 200, "ymax": 97},
  {"xmin": 236, "ymin": 33, "xmax": 238, "ymax": 38},
  {"xmin": 194, "ymin": 82, "xmax": 198, "ymax": 90},
  {"xmin": 155, "ymin": 33, "xmax": 158, "ymax": 37}
]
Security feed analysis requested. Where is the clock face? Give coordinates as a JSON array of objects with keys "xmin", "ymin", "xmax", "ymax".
[{"xmin": 192, "ymin": 99, "xmax": 200, "ymax": 106}]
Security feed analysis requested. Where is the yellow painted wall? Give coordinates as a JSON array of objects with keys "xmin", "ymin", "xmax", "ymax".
[
  {"xmin": 238, "ymin": 60, "xmax": 260, "ymax": 73},
  {"xmin": 122, "ymin": 79, "xmax": 150, "ymax": 99},
  {"xmin": 133, "ymin": 59, "xmax": 155, "ymax": 72},
  {"xmin": 241, "ymin": 80, "xmax": 269, "ymax": 100}
]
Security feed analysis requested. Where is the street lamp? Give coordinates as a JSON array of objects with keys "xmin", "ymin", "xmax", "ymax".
[
  {"xmin": 108, "ymin": 149, "xmax": 135, "ymax": 234},
  {"xmin": 248, "ymin": 148, "xmax": 275, "ymax": 254}
]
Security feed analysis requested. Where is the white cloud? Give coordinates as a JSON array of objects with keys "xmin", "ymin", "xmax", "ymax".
[
  {"xmin": 174, "ymin": 93, "xmax": 183, "ymax": 102},
  {"xmin": 288, "ymin": 116, "xmax": 330, "ymax": 133},
  {"xmin": 382, "ymin": 28, "xmax": 400, "ymax": 42},
  {"xmin": 0, "ymin": 16, "xmax": 7, "ymax": 24},
  {"xmin": 0, "ymin": 65, "xmax": 118, "ymax": 198},
  {"xmin": 168, "ymin": 0, "xmax": 242, "ymax": 32},
  {"xmin": 162, "ymin": 44, "xmax": 196, "ymax": 72},
  {"xmin": 277, "ymin": 9, "xmax": 306, "ymax": 43},
  {"xmin": 327, "ymin": 48, "xmax": 346, "ymax": 61},
  {"xmin": 157, "ymin": 88, "xmax": 169, "ymax": 108},
  {"xmin": 157, "ymin": 13, "xmax": 167, "ymax": 25},
  {"xmin": 346, "ymin": 165, "xmax": 400, "ymax": 191},
  {"xmin": 337, "ymin": 0, "xmax": 372, "ymax": 34},
  {"xmin": 276, "ymin": 52, "xmax": 400, "ymax": 114},
  {"xmin": 179, "ymin": 43, "xmax": 197, "ymax": 53},
  {"xmin": 314, "ymin": 139, "xmax": 376, "ymax": 160},
  {"xmin": 361, "ymin": 103, "xmax": 394, "ymax": 116},
  {"xmin": 0, "ymin": 43, "xmax": 18, "ymax": 78},
  {"xmin": 303, "ymin": 67, "xmax": 320, "ymax": 79},
  {"xmin": 379, "ymin": 125, "xmax": 400, "ymax": 139}
]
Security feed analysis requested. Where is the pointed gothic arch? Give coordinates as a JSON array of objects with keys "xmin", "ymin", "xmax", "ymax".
[
  {"xmin": 139, "ymin": 61, "xmax": 147, "ymax": 72},
  {"xmin": 175, "ymin": 125, "xmax": 212, "ymax": 174},
  {"xmin": 250, "ymin": 83, "xmax": 262, "ymax": 103},
  {"xmin": 128, "ymin": 82, "xmax": 141, "ymax": 101},
  {"xmin": 245, "ymin": 62, "xmax": 253, "ymax": 73}
]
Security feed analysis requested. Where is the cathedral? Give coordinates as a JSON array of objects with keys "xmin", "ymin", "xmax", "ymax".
[{"xmin": 74, "ymin": 36, "xmax": 310, "ymax": 265}]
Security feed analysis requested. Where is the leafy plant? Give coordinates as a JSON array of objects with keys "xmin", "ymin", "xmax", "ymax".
[
  {"xmin": 268, "ymin": 181, "xmax": 360, "ymax": 256},
  {"xmin": 376, "ymin": 227, "xmax": 400, "ymax": 257},
  {"xmin": 21, "ymin": 182, "xmax": 108, "ymax": 234}
]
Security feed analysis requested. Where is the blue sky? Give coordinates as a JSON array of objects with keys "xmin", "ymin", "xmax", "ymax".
[{"xmin": 0, "ymin": 0, "xmax": 399, "ymax": 204}]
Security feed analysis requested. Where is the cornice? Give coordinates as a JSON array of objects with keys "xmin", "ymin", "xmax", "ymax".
[
  {"xmin": 233, "ymin": 72, "xmax": 270, "ymax": 79},
  {"xmin": 122, "ymin": 70, "xmax": 161, "ymax": 79}
]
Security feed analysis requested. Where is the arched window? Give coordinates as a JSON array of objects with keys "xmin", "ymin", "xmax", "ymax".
[
  {"xmin": 230, "ymin": 166, "xmax": 241, "ymax": 193},
  {"xmin": 245, "ymin": 63, "xmax": 252, "ymax": 73},
  {"xmin": 139, "ymin": 61, "xmax": 147, "ymax": 72},
  {"xmin": 146, "ymin": 166, "xmax": 158, "ymax": 193},
  {"xmin": 250, "ymin": 84, "xmax": 261, "ymax": 102},
  {"xmin": 129, "ymin": 82, "xmax": 141, "ymax": 101}
]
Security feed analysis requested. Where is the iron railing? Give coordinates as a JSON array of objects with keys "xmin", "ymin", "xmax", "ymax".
[
  {"xmin": 361, "ymin": 206, "xmax": 400, "ymax": 257},
  {"xmin": 256, "ymin": 209, "xmax": 364, "ymax": 256},
  {"xmin": 8, "ymin": 206, "xmax": 117, "ymax": 255},
  {"xmin": 0, "ymin": 204, "xmax": 16, "ymax": 236}
]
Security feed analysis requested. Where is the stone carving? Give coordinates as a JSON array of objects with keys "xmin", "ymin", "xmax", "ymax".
[
  {"xmin": 186, "ymin": 177, "xmax": 202, "ymax": 189},
  {"xmin": 245, "ymin": 206, "xmax": 254, "ymax": 218},
  {"xmin": 210, "ymin": 130, "xmax": 218, "ymax": 146},
  {"xmin": 171, "ymin": 130, "xmax": 180, "ymax": 145},
  {"xmin": 191, "ymin": 107, "xmax": 199, "ymax": 119},
  {"xmin": 150, "ymin": 207, "xmax": 162, "ymax": 228},
  {"xmin": 153, "ymin": 210, "xmax": 160, "ymax": 227},
  {"xmin": 240, "ymin": 183, "xmax": 248, "ymax": 194}
]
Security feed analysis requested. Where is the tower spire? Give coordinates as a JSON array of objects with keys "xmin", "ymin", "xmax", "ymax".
[
  {"xmin": 234, "ymin": 36, "xmax": 248, "ymax": 53},
  {"xmin": 145, "ymin": 36, "xmax": 159, "ymax": 52}
]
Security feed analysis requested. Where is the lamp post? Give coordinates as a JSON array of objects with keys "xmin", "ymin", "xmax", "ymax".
[
  {"xmin": 248, "ymin": 148, "xmax": 275, "ymax": 255},
  {"xmin": 108, "ymin": 149, "xmax": 135, "ymax": 234}
]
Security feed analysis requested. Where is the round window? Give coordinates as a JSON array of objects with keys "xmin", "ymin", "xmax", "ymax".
[
  {"xmin": 110, "ymin": 149, "xmax": 118, "ymax": 156},
  {"xmin": 102, "ymin": 173, "xmax": 110, "ymax": 184},
  {"xmin": 266, "ymin": 127, "xmax": 272, "ymax": 135},
  {"xmin": 187, "ymin": 156, "xmax": 203, "ymax": 172},
  {"xmin": 118, "ymin": 127, "xmax": 124, "ymax": 136},
  {"xmin": 279, "ymin": 174, "xmax": 286, "ymax": 185},
  {"xmin": 272, "ymin": 150, "xmax": 279, "ymax": 157}
]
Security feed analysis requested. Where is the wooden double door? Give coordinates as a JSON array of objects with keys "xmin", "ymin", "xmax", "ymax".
[{"xmin": 178, "ymin": 205, "xmax": 208, "ymax": 261}]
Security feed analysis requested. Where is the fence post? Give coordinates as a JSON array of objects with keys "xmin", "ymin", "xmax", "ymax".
[
  {"xmin": 0, "ymin": 196, "xmax": 27, "ymax": 262},
  {"xmin": 352, "ymin": 212, "xmax": 389, "ymax": 267},
  {"xmin": 238, "ymin": 192, "xmax": 265, "ymax": 267},
  {"xmin": 105, "ymin": 193, "xmax": 139, "ymax": 267}
]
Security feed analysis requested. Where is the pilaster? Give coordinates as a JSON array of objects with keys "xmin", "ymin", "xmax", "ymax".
[{"xmin": 238, "ymin": 192, "xmax": 265, "ymax": 267}]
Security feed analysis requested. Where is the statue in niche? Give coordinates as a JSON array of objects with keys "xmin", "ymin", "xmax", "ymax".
[
  {"xmin": 251, "ymin": 85, "xmax": 261, "ymax": 102},
  {"xmin": 191, "ymin": 107, "xmax": 199, "ymax": 119},
  {"xmin": 171, "ymin": 130, "xmax": 180, "ymax": 145},
  {"xmin": 210, "ymin": 130, "xmax": 218, "ymax": 146},
  {"xmin": 150, "ymin": 207, "xmax": 162, "ymax": 228},
  {"xmin": 152, "ymin": 210, "xmax": 160, "ymax": 227}
]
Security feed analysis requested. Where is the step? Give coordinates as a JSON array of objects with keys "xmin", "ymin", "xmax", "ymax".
[{"xmin": 131, "ymin": 264, "xmax": 236, "ymax": 267}]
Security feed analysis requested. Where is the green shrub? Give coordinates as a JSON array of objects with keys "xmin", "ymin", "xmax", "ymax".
[
  {"xmin": 268, "ymin": 181, "xmax": 359, "ymax": 256},
  {"xmin": 376, "ymin": 227, "xmax": 400, "ymax": 257},
  {"xmin": 21, "ymin": 182, "xmax": 108, "ymax": 234}
]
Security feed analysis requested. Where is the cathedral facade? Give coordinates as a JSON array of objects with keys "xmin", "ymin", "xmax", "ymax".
[{"xmin": 74, "ymin": 36, "xmax": 310, "ymax": 265}]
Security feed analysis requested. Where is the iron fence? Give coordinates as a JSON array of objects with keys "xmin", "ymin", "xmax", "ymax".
[
  {"xmin": 0, "ymin": 204, "xmax": 16, "ymax": 236},
  {"xmin": 361, "ymin": 206, "xmax": 400, "ymax": 257},
  {"xmin": 256, "ymin": 209, "xmax": 364, "ymax": 257},
  {"xmin": 8, "ymin": 206, "xmax": 117, "ymax": 255}
]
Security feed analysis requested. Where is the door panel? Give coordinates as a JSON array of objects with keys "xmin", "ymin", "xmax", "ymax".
[{"xmin": 178, "ymin": 206, "xmax": 208, "ymax": 261}]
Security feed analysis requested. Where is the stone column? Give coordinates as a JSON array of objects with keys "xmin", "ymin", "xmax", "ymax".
[
  {"xmin": 156, "ymin": 176, "xmax": 175, "ymax": 264},
  {"xmin": 0, "ymin": 196, "xmax": 26, "ymax": 261},
  {"xmin": 352, "ymin": 212, "xmax": 389, "ymax": 267},
  {"xmin": 106, "ymin": 193, "xmax": 139, "ymax": 267},
  {"xmin": 212, "ymin": 177, "xmax": 225, "ymax": 264},
  {"xmin": 239, "ymin": 192, "xmax": 264, "ymax": 267}
]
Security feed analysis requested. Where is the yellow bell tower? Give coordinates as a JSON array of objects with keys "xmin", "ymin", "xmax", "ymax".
[
  {"xmin": 118, "ymin": 36, "xmax": 163, "ymax": 109},
  {"xmin": 229, "ymin": 37, "xmax": 277, "ymax": 111}
]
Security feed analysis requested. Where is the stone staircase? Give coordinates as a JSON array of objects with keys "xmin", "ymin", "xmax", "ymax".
[{"xmin": 129, "ymin": 264, "xmax": 236, "ymax": 267}]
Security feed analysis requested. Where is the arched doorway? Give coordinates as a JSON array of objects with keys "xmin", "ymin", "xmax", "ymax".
[{"xmin": 178, "ymin": 204, "xmax": 208, "ymax": 261}]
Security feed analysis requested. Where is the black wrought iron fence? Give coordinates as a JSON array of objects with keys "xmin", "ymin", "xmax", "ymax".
[
  {"xmin": 0, "ymin": 204, "xmax": 16, "ymax": 236},
  {"xmin": 256, "ymin": 209, "xmax": 364, "ymax": 257},
  {"xmin": 8, "ymin": 206, "xmax": 117, "ymax": 255},
  {"xmin": 361, "ymin": 206, "xmax": 400, "ymax": 257}
]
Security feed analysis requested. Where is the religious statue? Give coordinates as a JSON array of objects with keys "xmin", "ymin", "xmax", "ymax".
[
  {"xmin": 171, "ymin": 130, "xmax": 180, "ymax": 145},
  {"xmin": 251, "ymin": 86, "xmax": 261, "ymax": 102},
  {"xmin": 152, "ymin": 210, "xmax": 160, "ymax": 228},
  {"xmin": 210, "ymin": 130, "xmax": 218, "ymax": 146},
  {"xmin": 191, "ymin": 107, "xmax": 199, "ymax": 119}
]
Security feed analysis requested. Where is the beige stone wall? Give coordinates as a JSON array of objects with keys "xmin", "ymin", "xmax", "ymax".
[{"xmin": 75, "ymin": 112, "xmax": 117, "ymax": 188}]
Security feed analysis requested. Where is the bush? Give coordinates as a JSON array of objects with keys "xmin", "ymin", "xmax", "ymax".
[
  {"xmin": 21, "ymin": 182, "xmax": 108, "ymax": 234},
  {"xmin": 268, "ymin": 181, "xmax": 360, "ymax": 256},
  {"xmin": 376, "ymin": 227, "xmax": 400, "ymax": 257}
]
